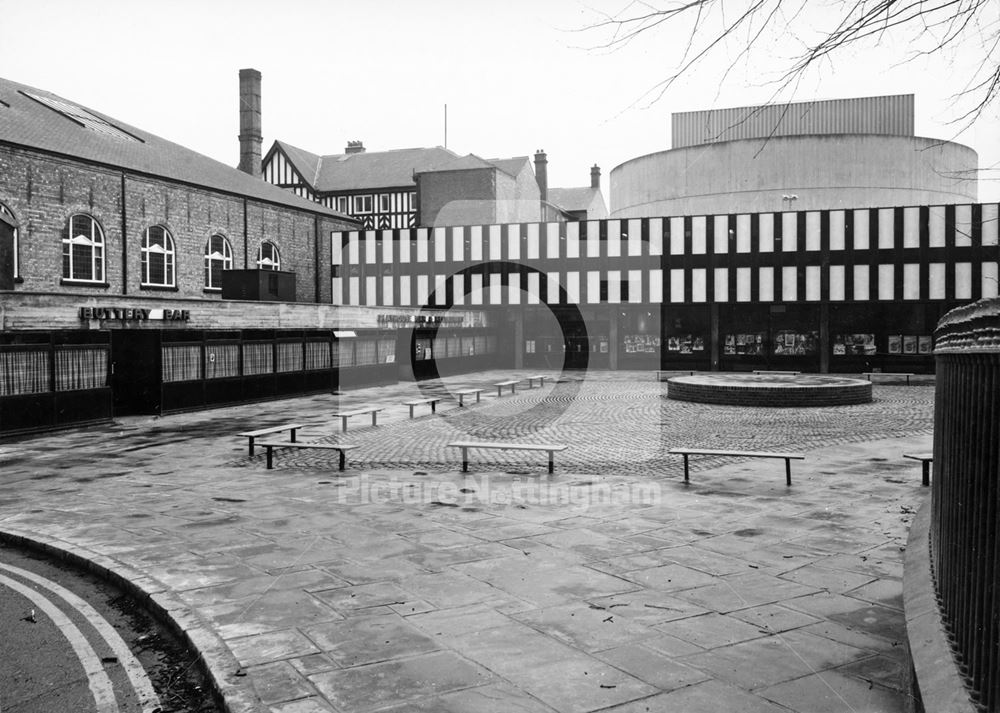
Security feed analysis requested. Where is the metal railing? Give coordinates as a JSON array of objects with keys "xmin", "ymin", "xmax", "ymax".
[{"xmin": 931, "ymin": 297, "xmax": 999, "ymax": 712}]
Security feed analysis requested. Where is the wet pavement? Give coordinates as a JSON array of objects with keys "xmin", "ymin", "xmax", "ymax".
[{"xmin": 0, "ymin": 369, "xmax": 934, "ymax": 712}]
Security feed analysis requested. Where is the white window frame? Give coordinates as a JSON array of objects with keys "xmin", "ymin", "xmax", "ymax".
[
  {"xmin": 204, "ymin": 234, "xmax": 233, "ymax": 290},
  {"xmin": 63, "ymin": 214, "xmax": 105, "ymax": 283},
  {"xmin": 141, "ymin": 225, "xmax": 176, "ymax": 287},
  {"xmin": 1, "ymin": 202, "xmax": 19, "ymax": 279},
  {"xmin": 257, "ymin": 241, "xmax": 281, "ymax": 271}
]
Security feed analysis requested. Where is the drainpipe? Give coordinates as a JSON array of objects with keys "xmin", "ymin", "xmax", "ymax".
[
  {"xmin": 243, "ymin": 198, "xmax": 249, "ymax": 268},
  {"xmin": 120, "ymin": 172, "xmax": 128, "ymax": 294}
]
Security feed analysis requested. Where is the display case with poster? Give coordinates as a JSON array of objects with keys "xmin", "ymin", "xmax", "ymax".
[
  {"xmin": 918, "ymin": 336, "xmax": 933, "ymax": 354},
  {"xmin": 724, "ymin": 333, "xmax": 765, "ymax": 356},
  {"xmin": 773, "ymin": 330, "xmax": 818, "ymax": 356},
  {"xmin": 623, "ymin": 334, "xmax": 661, "ymax": 354},
  {"xmin": 666, "ymin": 334, "xmax": 703, "ymax": 354},
  {"xmin": 903, "ymin": 335, "xmax": 917, "ymax": 354},
  {"xmin": 833, "ymin": 334, "xmax": 876, "ymax": 356},
  {"xmin": 888, "ymin": 335, "xmax": 902, "ymax": 354}
]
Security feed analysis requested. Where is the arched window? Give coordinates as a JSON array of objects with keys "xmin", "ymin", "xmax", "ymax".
[
  {"xmin": 204, "ymin": 234, "xmax": 232, "ymax": 290},
  {"xmin": 141, "ymin": 225, "xmax": 175, "ymax": 287},
  {"xmin": 257, "ymin": 241, "xmax": 280, "ymax": 271},
  {"xmin": 63, "ymin": 214, "xmax": 105, "ymax": 283},
  {"xmin": 0, "ymin": 202, "xmax": 18, "ymax": 279}
]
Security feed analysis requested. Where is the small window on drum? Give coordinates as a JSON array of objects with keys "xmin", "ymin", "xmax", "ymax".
[
  {"xmin": 257, "ymin": 241, "xmax": 280, "ymax": 271},
  {"xmin": 141, "ymin": 225, "xmax": 175, "ymax": 287},
  {"xmin": 204, "ymin": 234, "xmax": 232, "ymax": 290}
]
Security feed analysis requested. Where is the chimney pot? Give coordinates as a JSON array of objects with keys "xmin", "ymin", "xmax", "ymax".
[
  {"xmin": 238, "ymin": 69, "xmax": 262, "ymax": 178},
  {"xmin": 345, "ymin": 141, "xmax": 366, "ymax": 154},
  {"xmin": 591, "ymin": 164, "xmax": 601, "ymax": 190}
]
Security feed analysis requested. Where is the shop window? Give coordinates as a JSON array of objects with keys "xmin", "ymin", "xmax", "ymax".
[
  {"xmin": 162, "ymin": 344, "xmax": 202, "ymax": 382},
  {"xmin": 242, "ymin": 342, "xmax": 273, "ymax": 376},
  {"xmin": 355, "ymin": 339, "xmax": 377, "ymax": 365},
  {"xmin": 63, "ymin": 214, "xmax": 105, "ymax": 283},
  {"xmin": 141, "ymin": 225, "xmax": 175, "ymax": 287},
  {"xmin": 378, "ymin": 338, "xmax": 395, "ymax": 364},
  {"xmin": 0, "ymin": 347, "xmax": 50, "ymax": 396},
  {"xmin": 276, "ymin": 342, "xmax": 304, "ymax": 372},
  {"xmin": 305, "ymin": 342, "xmax": 331, "ymax": 370},
  {"xmin": 0, "ymin": 202, "xmax": 19, "ymax": 279},
  {"xmin": 257, "ymin": 241, "xmax": 280, "ymax": 271},
  {"xmin": 205, "ymin": 343, "xmax": 240, "ymax": 379},
  {"xmin": 55, "ymin": 347, "xmax": 108, "ymax": 391},
  {"xmin": 204, "ymin": 234, "xmax": 233, "ymax": 290}
]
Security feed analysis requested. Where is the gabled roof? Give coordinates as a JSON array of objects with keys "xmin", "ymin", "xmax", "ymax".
[
  {"xmin": 486, "ymin": 156, "xmax": 531, "ymax": 178},
  {"xmin": 433, "ymin": 154, "xmax": 497, "ymax": 172},
  {"xmin": 270, "ymin": 140, "xmax": 323, "ymax": 187},
  {"xmin": 302, "ymin": 145, "xmax": 460, "ymax": 192},
  {"xmin": 548, "ymin": 187, "xmax": 600, "ymax": 212},
  {"xmin": 0, "ymin": 76, "xmax": 353, "ymax": 221}
]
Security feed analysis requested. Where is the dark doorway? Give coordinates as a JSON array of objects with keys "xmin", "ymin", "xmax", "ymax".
[{"xmin": 111, "ymin": 330, "xmax": 161, "ymax": 416}]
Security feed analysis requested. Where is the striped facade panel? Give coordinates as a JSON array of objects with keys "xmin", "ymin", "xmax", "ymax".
[
  {"xmin": 671, "ymin": 95, "xmax": 914, "ymax": 148},
  {"xmin": 330, "ymin": 204, "xmax": 999, "ymax": 311}
]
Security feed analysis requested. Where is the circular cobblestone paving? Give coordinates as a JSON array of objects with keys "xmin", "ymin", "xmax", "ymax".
[{"xmin": 667, "ymin": 373, "xmax": 873, "ymax": 407}]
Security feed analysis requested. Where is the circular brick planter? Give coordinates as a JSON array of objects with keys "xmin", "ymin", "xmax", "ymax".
[{"xmin": 666, "ymin": 373, "xmax": 873, "ymax": 407}]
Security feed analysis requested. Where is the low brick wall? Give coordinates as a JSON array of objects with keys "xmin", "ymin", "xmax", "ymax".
[{"xmin": 667, "ymin": 375, "xmax": 873, "ymax": 407}]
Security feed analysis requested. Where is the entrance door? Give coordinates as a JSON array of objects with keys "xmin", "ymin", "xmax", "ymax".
[{"xmin": 111, "ymin": 330, "xmax": 161, "ymax": 416}]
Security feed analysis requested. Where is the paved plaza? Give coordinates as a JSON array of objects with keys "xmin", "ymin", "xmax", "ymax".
[{"xmin": 0, "ymin": 369, "xmax": 934, "ymax": 712}]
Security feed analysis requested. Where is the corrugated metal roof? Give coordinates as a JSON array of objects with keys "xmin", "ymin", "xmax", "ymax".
[
  {"xmin": 0, "ymin": 76, "xmax": 352, "ymax": 220},
  {"xmin": 672, "ymin": 94, "xmax": 915, "ymax": 148}
]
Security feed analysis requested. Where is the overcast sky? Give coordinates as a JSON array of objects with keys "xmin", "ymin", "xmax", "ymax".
[{"xmin": 3, "ymin": 0, "xmax": 998, "ymax": 203}]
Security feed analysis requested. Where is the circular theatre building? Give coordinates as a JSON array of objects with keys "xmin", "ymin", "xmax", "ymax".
[{"xmin": 610, "ymin": 95, "xmax": 978, "ymax": 217}]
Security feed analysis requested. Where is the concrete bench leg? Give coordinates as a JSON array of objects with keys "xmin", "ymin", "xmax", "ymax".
[
  {"xmin": 431, "ymin": 402, "xmax": 437, "ymax": 414},
  {"xmin": 496, "ymin": 386, "xmax": 502, "ymax": 397},
  {"xmin": 476, "ymin": 392, "xmax": 481, "ymax": 403},
  {"xmin": 339, "ymin": 450, "xmax": 346, "ymax": 472},
  {"xmin": 548, "ymin": 451, "xmax": 555, "ymax": 474},
  {"xmin": 408, "ymin": 405, "xmax": 415, "ymax": 419},
  {"xmin": 683, "ymin": 454, "xmax": 690, "ymax": 483},
  {"xmin": 785, "ymin": 459, "xmax": 792, "ymax": 486},
  {"xmin": 248, "ymin": 436, "xmax": 256, "ymax": 457},
  {"xmin": 458, "ymin": 394, "xmax": 465, "ymax": 407},
  {"xmin": 341, "ymin": 416, "xmax": 349, "ymax": 432},
  {"xmin": 265, "ymin": 445, "xmax": 274, "ymax": 470},
  {"xmin": 921, "ymin": 461, "xmax": 930, "ymax": 487},
  {"xmin": 461, "ymin": 447, "xmax": 469, "ymax": 473},
  {"xmin": 290, "ymin": 429, "xmax": 297, "ymax": 443},
  {"xmin": 371, "ymin": 411, "xmax": 378, "ymax": 427}
]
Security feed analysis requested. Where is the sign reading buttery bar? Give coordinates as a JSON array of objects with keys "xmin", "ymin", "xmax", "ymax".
[{"xmin": 78, "ymin": 307, "xmax": 191, "ymax": 321}]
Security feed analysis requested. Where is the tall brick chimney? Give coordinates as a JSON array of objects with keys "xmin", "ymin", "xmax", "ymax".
[
  {"xmin": 591, "ymin": 164, "xmax": 601, "ymax": 190},
  {"xmin": 238, "ymin": 68, "xmax": 262, "ymax": 178},
  {"xmin": 534, "ymin": 150, "xmax": 548, "ymax": 202}
]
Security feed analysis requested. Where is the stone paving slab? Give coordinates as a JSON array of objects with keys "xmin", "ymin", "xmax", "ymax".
[{"xmin": 0, "ymin": 369, "xmax": 932, "ymax": 712}]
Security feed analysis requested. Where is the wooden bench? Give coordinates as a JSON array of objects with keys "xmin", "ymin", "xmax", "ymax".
[
  {"xmin": 447, "ymin": 441, "xmax": 568, "ymax": 474},
  {"xmin": 668, "ymin": 447, "xmax": 805, "ymax": 486},
  {"xmin": 525, "ymin": 375, "xmax": 548, "ymax": 388},
  {"xmin": 238, "ymin": 423, "xmax": 304, "ymax": 456},
  {"xmin": 903, "ymin": 452, "xmax": 933, "ymax": 487},
  {"xmin": 256, "ymin": 441, "xmax": 358, "ymax": 471},
  {"xmin": 331, "ymin": 407, "xmax": 384, "ymax": 432},
  {"xmin": 862, "ymin": 372, "xmax": 915, "ymax": 385},
  {"xmin": 403, "ymin": 397, "xmax": 441, "ymax": 419},
  {"xmin": 753, "ymin": 370, "xmax": 801, "ymax": 376},
  {"xmin": 455, "ymin": 388, "xmax": 485, "ymax": 406},
  {"xmin": 493, "ymin": 380, "xmax": 520, "ymax": 397}
]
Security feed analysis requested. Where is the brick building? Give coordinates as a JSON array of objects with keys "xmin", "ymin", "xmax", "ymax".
[{"xmin": 0, "ymin": 75, "xmax": 378, "ymax": 435}]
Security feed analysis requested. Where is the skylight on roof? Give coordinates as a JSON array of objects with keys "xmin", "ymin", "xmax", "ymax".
[{"xmin": 22, "ymin": 91, "xmax": 142, "ymax": 143}]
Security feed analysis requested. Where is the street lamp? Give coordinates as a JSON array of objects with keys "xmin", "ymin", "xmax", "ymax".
[{"xmin": 782, "ymin": 194, "xmax": 798, "ymax": 211}]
